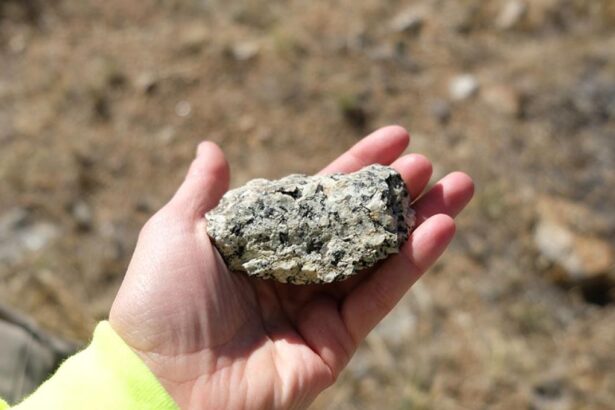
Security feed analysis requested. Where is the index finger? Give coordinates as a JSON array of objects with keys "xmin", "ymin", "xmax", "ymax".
[{"xmin": 318, "ymin": 125, "xmax": 410, "ymax": 175}]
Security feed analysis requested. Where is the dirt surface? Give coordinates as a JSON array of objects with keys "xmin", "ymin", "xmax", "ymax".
[{"xmin": 1, "ymin": 0, "xmax": 614, "ymax": 408}]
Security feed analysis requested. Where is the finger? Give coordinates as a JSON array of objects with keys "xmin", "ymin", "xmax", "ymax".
[
  {"xmin": 390, "ymin": 153, "xmax": 433, "ymax": 201},
  {"xmin": 331, "ymin": 153, "xmax": 433, "ymax": 297},
  {"xmin": 170, "ymin": 141, "xmax": 230, "ymax": 218},
  {"xmin": 318, "ymin": 125, "xmax": 410, "ymax": 175},
  {"xmin": 341, "ymin": 214, "xmax": 456, "ymax": 343},
  {"xmin": 413, "ymin": 171, "xmax": 474, "ymax": 225}
]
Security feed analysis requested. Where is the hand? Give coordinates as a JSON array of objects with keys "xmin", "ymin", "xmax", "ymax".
[{"xmin": 109, "ymin": 126, "xmax": 474, "ymax": 409}]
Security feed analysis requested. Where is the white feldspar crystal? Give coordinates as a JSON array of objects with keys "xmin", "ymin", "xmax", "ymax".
[{"xmin": 206, "ymin": 164, "xmax": 415, "ymax": 284}]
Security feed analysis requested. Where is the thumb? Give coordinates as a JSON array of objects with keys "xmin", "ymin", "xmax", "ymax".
[{"xmin": 170, "ymin": 141, "xmax": 230, "ymax": 218}]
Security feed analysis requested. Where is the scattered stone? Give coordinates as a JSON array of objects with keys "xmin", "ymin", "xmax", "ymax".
[
  {"xmin": 449, "ymin": 74, "xmax": 479, "ymax": 101},
  {"xmin": 534, "ymin": 197, "xmax": 614, "ymax": 283},
  {"xmin": 237, "ymin": 115, "xmax": 256, "ymax": 132},
  {"xmin": 156, "ymin": 126, "xmax": 176, "ymax": 144},
  {"xmin": 341, "ymin": 29, "xmax": 368, "ymax": 53},
  {"xmin": 572, "ymin": 236, "xmax": 613, "ymax": 278},
  {"xmin": 482, "ymin": 84, "xmax": 522, "ymax": 116},
  {"xmin": 17, "ymin": 224, "xmax": 58, "ymax": 253},
  {"xmin": 366, "ymin": 43, "xmax": 398, "ymax": 61},
  {"xmin": 71, "ymin": 200, "xmax": 93, "ymax": 231},
  {"xmin": 228, "ymin": 41, "xmax": 260, "ymax": 61},
  {"xmin": 0, "ymin": 303, "xmax": 80, "ymax": 404},
  {"xmin": 175, "ymin": 100, "xmax": 192, "ymax": 117},
  {"xmin": 389, "ymin": 8, "xmax": 425, "ymax": 35},
  {"xmin": 445, "ymin": 3, "xmax": 477, "ymax": 34},
  {"xmin": 537, "ymin": 196, "xmax": 615, "ymax": 239},
  {"xmin": 532, "ymin": 231, "xmax": 569, "ymax": 279},
  {"xmin": 430, "ymin": 99, "xmax": 452, "ymax": 124},
  {"xmin": 90, "ymin": 58, "xmax": 126, "ymax": 91},
  {"xmin": 206, "ymin": 164, "xmax": 414, "ymax": 284},
  {"xmin": 0, "ymin": 207, "xmax": 29, "ymax": 232},
  {"xmin": 178, "ymin": 24, "xmax": 209, "ymax": 55},
  {"xmin": 135, "ymin": 72, "xmax": 158, "ymax": 95},
  {"xmin": 532, "ymin": 378, "xmax": 571, "ymax": 410},
  {"xmin": 0, "ymin": 208, "xmax": 59, "ymax": 265},
  {"xmin": 496, "ymin": 0, "xmax": 527, "ymax": 30},
  {"xmin": 535, "ymin": 196, "xmax": 614, "ymax": 306}
]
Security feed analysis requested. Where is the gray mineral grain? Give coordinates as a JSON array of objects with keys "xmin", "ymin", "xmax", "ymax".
[{"xmin": 205, "ymin": 164, "xmax": 415, "ymax": 284}]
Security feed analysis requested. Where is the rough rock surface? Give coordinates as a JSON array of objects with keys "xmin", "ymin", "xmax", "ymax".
[{"xmin": 206, "ymin": 164, "xmax": 414, "ymax": 284}]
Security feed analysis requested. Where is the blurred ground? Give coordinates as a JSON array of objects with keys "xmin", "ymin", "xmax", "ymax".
[{"xmin": 1, "ymin": 0, "xmax": 614, "ymax": 408}]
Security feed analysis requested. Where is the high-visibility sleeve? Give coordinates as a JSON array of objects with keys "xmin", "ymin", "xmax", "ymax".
[{"xmin": 9, "ymin": 321, "xmax": 179, "ymax": 410}]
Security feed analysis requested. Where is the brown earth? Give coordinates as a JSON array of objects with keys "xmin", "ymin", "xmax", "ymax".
[{"xmin": 1, "ymin": 0, "xmax": 614, "ymax": 408}]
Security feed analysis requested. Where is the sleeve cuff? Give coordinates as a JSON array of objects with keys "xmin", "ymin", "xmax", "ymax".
[{"xmin": 12, "ymin": 321, "xmax": 179, "ymax": 410}]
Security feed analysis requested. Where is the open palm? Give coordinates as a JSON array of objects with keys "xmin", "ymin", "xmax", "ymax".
[{"xmin": 109, "ymin": 126, "xmax": 474, "ymax": 410}]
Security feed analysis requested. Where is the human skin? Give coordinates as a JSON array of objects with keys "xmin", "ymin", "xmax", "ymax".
[{"xmin": 109, "ymin": 126, "xmax": 474, "ymax": 409}]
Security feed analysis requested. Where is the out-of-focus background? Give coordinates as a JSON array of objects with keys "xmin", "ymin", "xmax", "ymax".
[{"xmin": 1, "ymin": 0, "xmax": 614, "ymax": 408}]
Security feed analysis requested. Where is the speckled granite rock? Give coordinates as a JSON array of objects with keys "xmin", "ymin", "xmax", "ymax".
[{"xmin": 205, "ymin": 164, "xmax": 414, "ymax": 284}]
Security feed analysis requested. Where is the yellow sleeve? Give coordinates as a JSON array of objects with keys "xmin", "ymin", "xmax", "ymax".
[{"xmin": 9, "ymin": 322, "xmax": 178, "ymax": 410}]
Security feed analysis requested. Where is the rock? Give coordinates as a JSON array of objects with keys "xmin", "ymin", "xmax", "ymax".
[
  {"xmin": 482, "ymin": 84, "xmax": 522, "ymax": 116},
  {"xmin": 445, "ymin": 2, "xmax": 478, "ymax": 34},
  {"xmin": 0, "ymin": 208, "xmax": 59, "ymax": 265},
  {"xmin": 17, "ymin": 223, "xmax": 58, "ymax": 253},
  {"xmin": 0, "ymin": 207, "xmax": 29, "ymax": 232},
  {"xmin": 90, "ymin": 58, "xmax": 126, "ymax": 91},
  {"xmin": 228, "ymin": 41, "xmax": 260, "ymax": 62},
  {"xmin": 135, "ymin": 72, "xmax": 158, "ymax": 95},
  {"xmin": 389, "ymin": 8, "xmax": 425, "ymax": 35},
  {"xmin": 430, "ymin": 99, "xmax": 451, "ymax": 124},
  {"xmin": 0, "ymin": 303, "xmax": 80, "ymax": 404},
  {"xmin": 206, "ymin": 164, "xmax": 414, "ymax": 284},
  {"xmin": 495, "ymin": 0, "xmax": 527, "ymax": 30},
  {"xmin": 537, "ymin": 196, "xmax": 615, "ymax": 236},
  {"xmin": 533, "ymin": 220, "xmax": 578, "ymax": 279},
  {"xmin": 237, "ymin": 115, "xmax": 256, "ymax": 133},
  {"xmin": 174, "ymin": 100, "xmax": 192, "ymax": 117},
  {"xmin": 532, "ymin": 378, "xmax": 571, "ymax": 410},
  {"xmin": 71, "ymin": 200, "xmax": 93, "ymax": 231},
  {"xmin": 178, "ymin": 25, "xmax": 209, "ymax": 55},
  {"xmin": 366, "ymin": 43, "xmax": 398, "ymax": 61},
  {"xmin": 572, "ymin": 236, "xmax": 613, "ymax": 278},
  {"xmin": 155, "ymin": 126, "xmax": 176, "ymax": 144},
  {"xmin": 534, "ymin": 196, "xmax": 614, "ymax": 305},
  {"xmin": 534, "ymin": 197, "xmax": 614, "ymax": 282},
  {"xmin": 449, "ymin": 74, "xmax": 479, "ymax": 101}
]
